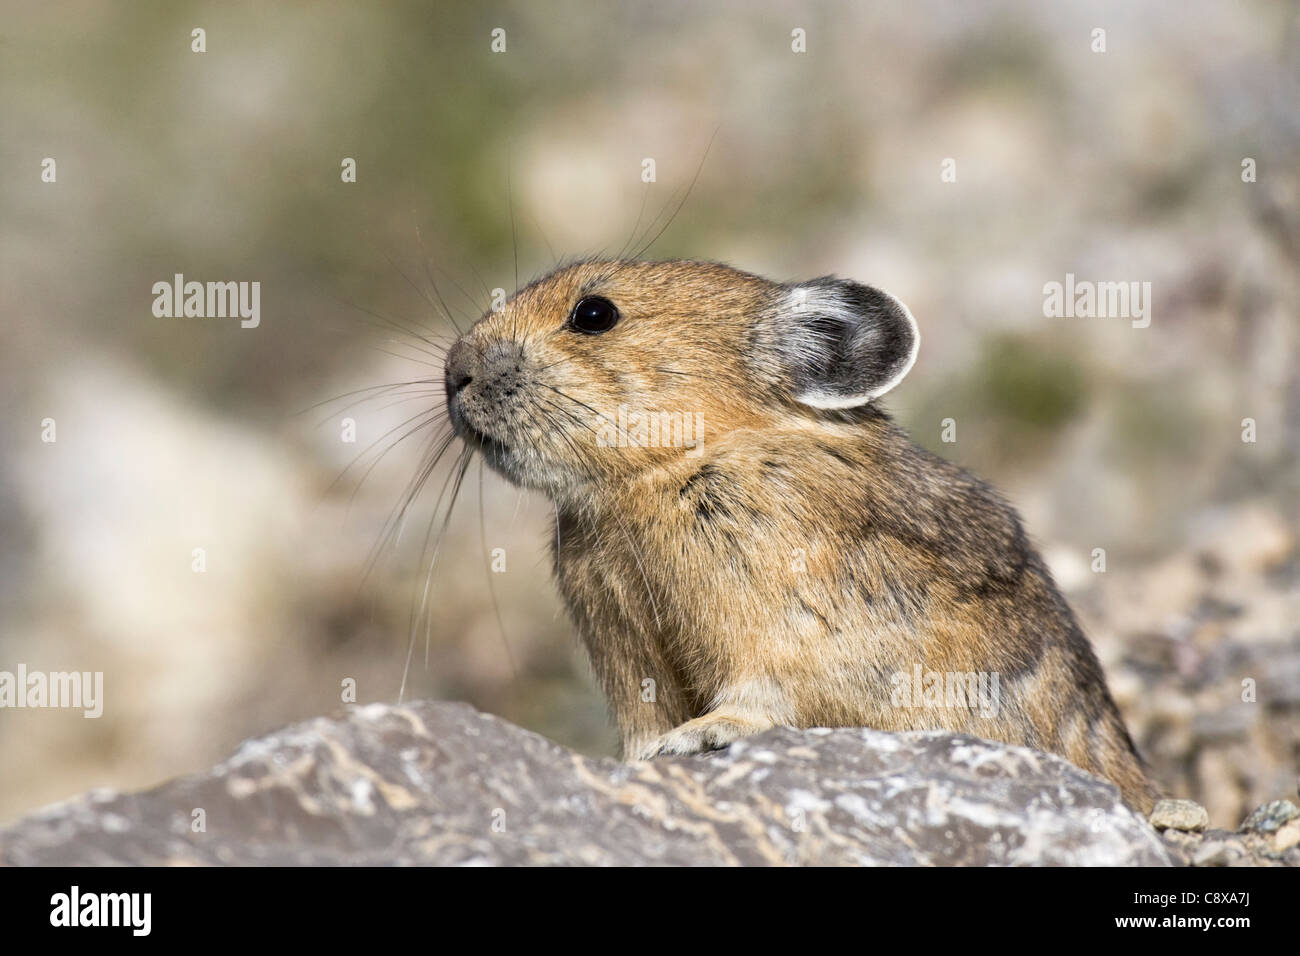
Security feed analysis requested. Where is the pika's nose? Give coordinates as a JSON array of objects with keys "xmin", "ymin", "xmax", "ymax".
[{"xmin": 444, "ymin": 340, "xmax": 476, "ymax": 401}]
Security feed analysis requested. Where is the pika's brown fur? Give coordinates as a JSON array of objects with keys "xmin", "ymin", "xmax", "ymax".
[{"xmin": 444, "ymin": 258, "xmax": 1159, "ymax": 811}]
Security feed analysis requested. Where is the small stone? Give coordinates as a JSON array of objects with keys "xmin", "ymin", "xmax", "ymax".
[
  {"xmin": 1271, "ymin": 819, "xmax": 1300, "ymax": 853},
  {"xmin": 1192, "ymin": 839, "xmax": 1243, "ymax": 866},
  {"xmin": 1240, "ymin": 800, "xmax": 1300, "ymax": 833},
  {"xmin": 1160, "ymin": 828, "xmax": 1201, "ymax": 850},
  {"xmin": 1150, "ymin": 798, "xmax": 1210, "ymax": 832}
]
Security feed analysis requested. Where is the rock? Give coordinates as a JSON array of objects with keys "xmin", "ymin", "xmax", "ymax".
[
  {"xmin": 1192, "ymin": 838, "xmax": 1244, "ymax": 867},
  {"xmin": 1079, "ymin": 501, "xmax": 1300, "ymax": 830},
  {"xmin": 1272, "ymin": 819, "xmax": 1300, "ymax": 853},
  {"xmin": 1156, "ymin": 820, "xmax": 1300, "ymax": 868},
  {"xmin": 1149, "ymin": 798, "xmax": 1210, "ymax": 832},
  {"xmin": 1156, "ymin": 828, "xmax": 1201, "ymax": 865},
  {"xmin": 1240, "ymin": 799, "xmax": 1300, "ymax": 833},
  {"xmin": 0, "ymin": 702, "xmax": 1175, "ymax": 866}
]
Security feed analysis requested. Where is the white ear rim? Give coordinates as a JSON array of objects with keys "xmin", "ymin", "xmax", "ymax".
[{"xmin": 793, "ymin": 287, "xmax": 920, "ymax": 409}]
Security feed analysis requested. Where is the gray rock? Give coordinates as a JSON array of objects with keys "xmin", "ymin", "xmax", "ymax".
[
  {"xmin": 0, "ymin": 702, "xmax": 1176, "ymax": 866},
  {"xmin": 1240, "ymin": 799, "xmax": 1300, "ymax": 833},
  {"xmin": 1192, "ymin": 838, "xmax": 1245, "ymax": 867},
  {"xmin": 1149, "ymin": 798, "xmax": 1210, "ymax": 832},
  {"xmin": 1157, "ymin": 822, "xmax": 1300, "ymax": 868}
]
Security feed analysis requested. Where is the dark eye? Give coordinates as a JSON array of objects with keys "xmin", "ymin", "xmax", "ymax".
[{"xmin": 568, "ymin": 296, "xmax": 620, "ymax": 334}]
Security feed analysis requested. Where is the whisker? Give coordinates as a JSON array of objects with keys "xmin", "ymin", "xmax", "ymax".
[
  {"xmin": 479, "ymin": 458, "xmax": 519, "ymax": 680},
  {"xmin": 507, "ymin": 161, "xmax": 520, "ymax": 304},
  {"xmin": 525, "ymin": 202, "xmax": 557, "ymax": 266},
  {"xmin": 399, "ymin": 443, "xmax": 474, "ymax": 701},
  {"xmin": 326, "ymin": 405, "xmax": 447, "ymax": 498},
  {"xmin": 616, "ymin": 181, "xmax": 653, "ymax": 261},
  {"xmin": 414, "ymin": 223, "xmax": 479, "ymax": 333},
  {"xmin": 532, "ymin": 356, "xmax": 573, "ymax": 374},
  {"xmin": 296, "ymin": 379, "xmax": 435, "ymax": 417},
  {"xmin": 610, "ymin": 507, "xmax": 663, "ymax": 631},
  {"xmin": 631, "ymin": 126, "xmax": 718, "ymax": 260},
  {"xmin": 372, "ymin": 344, "xmax": 442, "ymax": 368},
  {"xmin": 505, "ymin": 158, "xmax": 525, "ymax": 353},
  {"xmin": 382, "ymin": 248, "xmax": 463, "ymax": 335},
  {"xmin": 366, "ymin": 395, "xmax": 447, "ymax": 417},
  {"xmin": 531, "ymin": 395, "xmax": 591, "ymax": 465},
  {"xmin": 313, "ymin": 385, "xmax": 443, "ymax": 429},
  {"xmin": 553, "ymin": 503, "xmax": 561, "ymax": 562},
  {"xmin": 382, "ymin": 435, "xmax": 460, "ymax": 582},
  {"xmin": 366, "ymin": 428, "xmax": 460, "ymax": 580},
  {"xmin": 541, "ymin": 383, "xmax": 643, "ymax": 447},
  {"xmin": 327, "ymin": 292, "xmax": 450, "ymax": 360},
  {"xmin": 424, "ymin": 253, "xmax": 487, "ymax": 327},
  {"xmin": 378, "ymin": 336, "xmax": 449, "ymax": 360},
  {"xmin": 404, "ymin": 446, "xmax": 475, "ymax": 690}
]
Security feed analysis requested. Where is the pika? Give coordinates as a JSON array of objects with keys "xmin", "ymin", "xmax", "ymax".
[{"xmin": 444, "ymin": 258, "xmax": 1159, "ymax": 811}]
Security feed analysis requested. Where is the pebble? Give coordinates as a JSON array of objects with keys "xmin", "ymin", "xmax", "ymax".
[
  {"xmin": 1149, "ymin": 798, "xmax": 1210, "ymax": 832},
  {"xmin": 1271, "ymin": 819, "xmax": 1300, "ymax": 853},
  {"xmin": 1192, "ymin": 839, "xmax": 1242, "ymax": 866},
  {"xmin": 1241, "ymin": 800, "xmax": 1299, "ymax": 833}
]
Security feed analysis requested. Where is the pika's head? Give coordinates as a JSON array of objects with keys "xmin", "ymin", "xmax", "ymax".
[{"xmin": 444, "ymin": 259, "xmax": 918, "ymax": 499}]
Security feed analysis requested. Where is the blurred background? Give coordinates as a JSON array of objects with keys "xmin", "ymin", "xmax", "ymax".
[{"xmin": 1, "ymin": 0, "xmax": 1297, "ymax": 829}]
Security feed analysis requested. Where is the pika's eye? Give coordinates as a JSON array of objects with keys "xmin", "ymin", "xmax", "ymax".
[{"xmin": 568, "ymin": 296, "xmax": 620, "ymax": 335}]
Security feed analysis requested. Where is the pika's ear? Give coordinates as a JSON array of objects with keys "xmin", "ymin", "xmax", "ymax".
[{"xmin": 775, "ymin": 277, "xmax": 920, "ymax": 409}]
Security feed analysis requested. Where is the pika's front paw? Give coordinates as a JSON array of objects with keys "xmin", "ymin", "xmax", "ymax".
[{"xmin": 632, "ymin": 712, "xmax": 772, "ymax": 761}]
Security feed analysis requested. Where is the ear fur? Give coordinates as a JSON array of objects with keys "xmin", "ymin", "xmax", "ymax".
[{"xmin": 778, "ymin": 277, "xmax": 920, "ymax": 409}]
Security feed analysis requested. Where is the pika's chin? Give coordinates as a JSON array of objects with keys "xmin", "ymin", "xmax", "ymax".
[{"xmin": 450, "ymin": 404, "xmax": 581, "ymax": 500}]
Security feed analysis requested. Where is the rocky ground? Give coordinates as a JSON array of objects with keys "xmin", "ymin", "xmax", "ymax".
[
  {"xmin": 0, "ymin": 700, "xmax": 1293, "ymax": 867},
  {"xmin": 1076, "ymin": 501, "xmax": 1300, "ymax": 831},
  {"xmin": 1151, "ymin": 797, "xmax": 1300, "ymax": 867}
]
